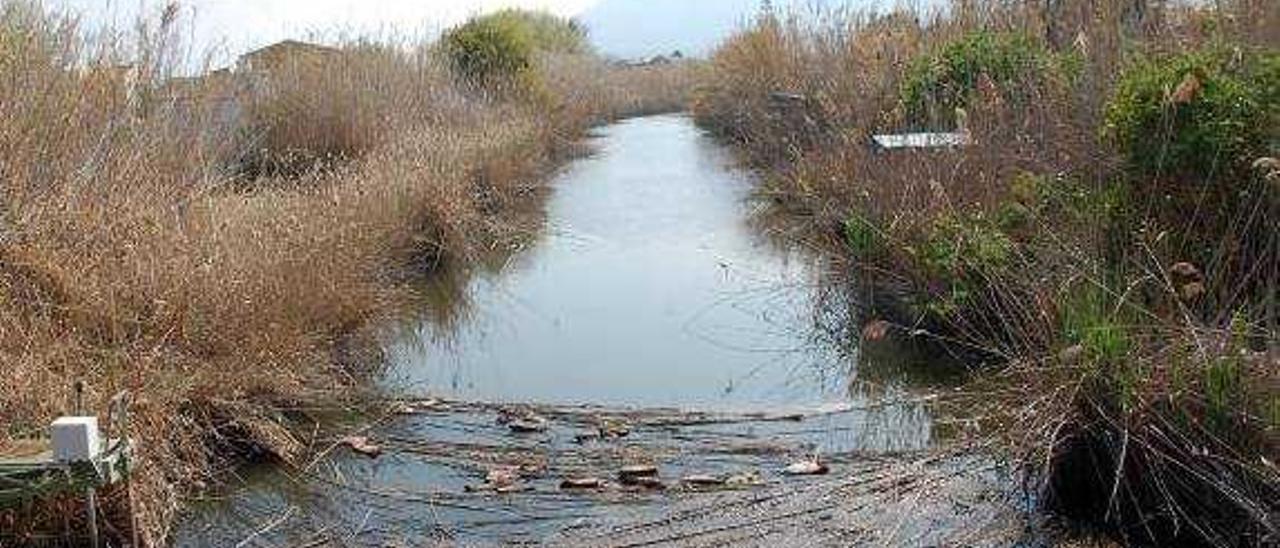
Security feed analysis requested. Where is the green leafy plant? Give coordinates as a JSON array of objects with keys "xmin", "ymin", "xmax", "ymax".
[
  {"xmin": 1203, "ymin": 313, "xmax": 1252, "ymax": 436},
  {"xmin": 920, "ymin": 212, "xmax": 1015, "ymax": 276},
  {"xmin": 442, "ymin": 9, "xmax": 589, "ymax": 89},
  {"xmin": 913, "ymin": 212, "xmax": 1017, "ymax": 319},
  {"xmin": 1059, "ymin": 285, "xmax": 1131, "ymax": 366},
  {"xmin": 442, "ymin": 14, "xmax": 535, "ymax": 87},
  {"xmin": 485, "ymin": 9, "xmax": 589, "ymax": 54},
  {"xmin": 843, "ymin": 213, "xmax": 882, "ymax": 256},
  {"xmin": 1105, "ymin": 47, "xmax": 1279, "ymax": 183},
  {"xmin": 899, "ymin": 31, "xmax": 1071, "ymax": 129}
]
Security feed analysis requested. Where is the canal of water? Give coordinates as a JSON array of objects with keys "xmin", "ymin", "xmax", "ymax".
[{"xmin": 175, "ymin": 115, "xmax": 961, "ymax": 545}]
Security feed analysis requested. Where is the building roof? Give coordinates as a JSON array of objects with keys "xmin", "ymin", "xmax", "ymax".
[{"xmin": 240, "ymin": 40, "xmax": 340, "ymax": 62}]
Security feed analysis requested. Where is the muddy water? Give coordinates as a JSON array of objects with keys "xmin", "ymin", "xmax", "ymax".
[{"xmin": 176, "ymin": 115, "xmax": 954, "ymax": 545}]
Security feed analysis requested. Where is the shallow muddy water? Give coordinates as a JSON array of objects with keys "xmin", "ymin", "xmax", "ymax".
[{"xmin": 175, "ymin": 115, "xmax": 965, "ymax": 546}]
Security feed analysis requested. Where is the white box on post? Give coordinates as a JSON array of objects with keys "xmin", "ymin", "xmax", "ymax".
[{"xmin": 51, "ymin": 416, "xmax": 101, "ymax": 463}]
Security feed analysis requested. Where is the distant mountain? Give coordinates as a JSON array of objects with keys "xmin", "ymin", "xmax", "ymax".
[{"xmin": 578, "ymin": 0, "xmax": 773, "ymax": 60}]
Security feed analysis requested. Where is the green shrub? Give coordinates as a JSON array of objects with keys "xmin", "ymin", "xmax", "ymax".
[
  {"xmin": 915, "ymin": 212, "xmax": 1016, "ymax": 318},
  {"xmin": 1059, "ymin": 285, "xmax": 1132, "ymax": 373},
  {"xmin": 899, "ymin": 31, "xmax": 1070, "ymax": 129},
  {"xmin": 1106, "ymin": 48, "xmax": 1279, "ymax": 311},
  {"xmin": 843, "ymin": 213, "xmax": 882, "ymax": 256},
  {"xmin": 997, "ymin": 171, "xmax": 1130, "ymax": 236},
  {"xmin": 442, "ymin": 14, "xmax": 535, "ymax": 87},
  {"xmin": 920, "ymin": 212, "xmax": 1015, "ymax": 276},
  {"xmin": 994, "ymin": 201, "xmax": 1033, "ymax": 233},
  {"xmin": 1105, "ymin": 47, "xmax": 1279, "ymax": 183},
  {"xmin": 1205, "ymin": 354, "xmax": 1244, "ymax": 431},
  {"xmin": 1203, "ymin": 313, "xmax": 1252, "ymax": 436},
  {"xmin": 486, "ymin": 9, "xmax": 589, "ymax": 54},
  {"xmin": 441, "ymin": 10, "xmax": 588, "ymax": 88}
]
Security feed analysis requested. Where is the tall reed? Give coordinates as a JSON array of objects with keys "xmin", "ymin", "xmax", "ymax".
[
  {"xmin": 0, "ymin": 3, "xmax": 692, "ymax": 542},
  {"xmin": 694, "ymin": 1, "xmax": 1277, "ymax": 545}
]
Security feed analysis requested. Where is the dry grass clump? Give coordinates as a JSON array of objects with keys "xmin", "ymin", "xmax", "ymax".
[
  {"xmin": 0, "ymin": 3, "xmax": 689, "ymax": 543},
  {"xmin": 695, "ymin": 1, "xmax": 1276, "ymax": 545},
  {"xmin": 237, "ymin": 43, "xmax": 451, "ymax": 178}
]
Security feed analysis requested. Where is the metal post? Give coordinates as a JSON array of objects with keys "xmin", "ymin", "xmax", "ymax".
[
  {"xmin": 86, "ymin": 487, "xmax": 100, "ymax": 548},
  {"xmin": 73, "ymin": 381, "xmax": 84, "ymax": 415},
  {"xmin": 73, "ymin": 381, "xmax": 100, "ymax": 548}
]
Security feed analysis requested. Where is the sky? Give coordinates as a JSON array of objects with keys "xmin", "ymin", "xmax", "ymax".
[
  {"xmin": 581, "ymin": 0, "xmax": 781, "ymax": 60},
  {"xmin": 47, "ymin": 0, "xmax": 884, "ymax": 65}
]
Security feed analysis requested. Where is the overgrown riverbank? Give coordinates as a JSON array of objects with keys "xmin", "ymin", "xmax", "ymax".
[
  {"xmin": 0, "ymin": 4, "xmax": 693, "ymax": 543},
  {"xmin": 694, "ymin": 1, "xmax": 1276, "ymax": 546}
]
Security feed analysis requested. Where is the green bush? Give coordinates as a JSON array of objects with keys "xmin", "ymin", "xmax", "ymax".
[
  {"xmin": 997, "ymin": 171, "xmax": 1129, "ymax": 235},
  {"xmin": 1105, "ymin": 47, "xmax": 1279, "ymax": 183},
  {"xmin": 1059, "ymin": 285, "xmax": 1132, "ymax": 372},
  {"xmin": 1105, "ymin": 48, "xmax": 1279, "ymax": 310},
  {"xmin": 442, "ymin": 14, "xmax": 535, "ymax": 87},
  {"xmin": 899, "ymin": 31, "xmax": 1070, "ymax": 129},
  {"xmin": 920, "ymin": 212, "xmax": 1015, "ymax": 276},
  {"xmin": 915, "ymin": 212, "xmax": 1016, "ymax": 318},
  {"xmin": 486, "ymin": 9, "xmax": 590, "ymax": 54},
  {"xmin": 441, "ymin": 10, "xmax": 588, "ymax": 88},
  {"xmin": 843, "ymin": 213, "xmax": 882, "ymax": 256}
]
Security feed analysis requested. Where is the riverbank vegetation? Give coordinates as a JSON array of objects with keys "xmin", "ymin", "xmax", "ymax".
[
  {"xmin": 694, "ymin": 1, "xmax": 1276, "ymax": 545},
  {"xmin": 0, "ymin": 3, "xmax": 693, "ymax": 543}
]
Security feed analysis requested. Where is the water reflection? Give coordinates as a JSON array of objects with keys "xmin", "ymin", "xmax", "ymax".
[{"xmin": 386, "ymin": 115, "xmax": 850, "ymax": 408}]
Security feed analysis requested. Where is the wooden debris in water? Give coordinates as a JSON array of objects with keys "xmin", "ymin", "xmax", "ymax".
[
  {"xmin": 338, "ymin": 435, "xmax": 382, "ymax": 458},
  {"xmin": 508, "ymin": 417, "xmax": 549, "ymax": 433},
  {"xmin": 784, "ymin": 459, "xmax": 829, "ymax": 476},
  {"xmin": 464, "ymin": 482, "xmax": 533, "ymax": 494},
  {"xmin": 498, "ymin": 407, "xmax": 550, "ymax": 433},
  {"xmin": 725, "ymin": 470, "xmax": 765, "ymax": 487},
  {"xmin": 618, "ymin": 464, "xmax": 660, "ymax": 486},
  {"xmin": 574, "ymin": 418, "xmax": 631, "ymax": 443},
  {"xmin": 680, "ymin": 474, "xmax": 725, "ymax": 488},
  {"xmin": 486, "ymin": 467, "xmax": 519, "ymax": 488},
  {"xmin": 392, "ymin": 398, "xmax": 442, "ymax": 415},
  {"xmin": 467, "ymin": 466, "xmax": 531, "ymax": 493},
  {"xmin": 560, "ymin": 477, "xmax": 606, "ymax": 490},
  {"xmin": 232, "ymin": 397, "xmax": 1003, "ymax": 543},
  {"xmin": 552, "ymin": 452, "xmax": 1020, "ymax": 546},
  {"xmin": 598, "ymin": 418, "xmax": 630, "ymax": 439},
  {"xmin": 625, "ymin": 476, "xmax": 666, "ymax": 490},
  {"xmin": 495, "ymin": 408, "xmax": 519, "ymax": 424}
]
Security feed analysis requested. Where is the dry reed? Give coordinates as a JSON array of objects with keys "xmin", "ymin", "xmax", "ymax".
[
  {"xmin": 694, "ymin": 1, "xmax": 1277, "ymax": 546},
  {"xmin": 0, "ymin": 3, "xmax": 692, "ymax": 543}
]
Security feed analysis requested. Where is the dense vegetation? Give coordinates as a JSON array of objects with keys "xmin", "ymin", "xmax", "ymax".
[
  {"xmin": 441, "ymin": 9, "xmax": 591, "ymax": 91},
  {"xmin": 0, "ymin": 3, "xmax": 692, "ymax": 543},
  {"xmin": 694, "ymin": 1, "xmax": 1277, "ymax": 546}
]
